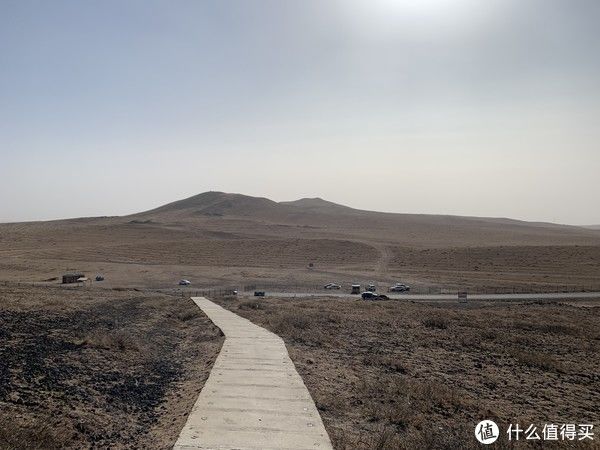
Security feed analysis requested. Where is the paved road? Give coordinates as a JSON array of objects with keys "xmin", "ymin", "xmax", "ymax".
[
  {"xmin": 251, "ymin": 291, "xmax": 600, "ymax": 302},
  {"xmin": 174, "ymin": 297, "xmax": 333, "ymax": 450}
]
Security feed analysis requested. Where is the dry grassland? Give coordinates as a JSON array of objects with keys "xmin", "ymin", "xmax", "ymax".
[
  {"xmin": 0, "ymin": 284, "xmax": 223, "ymax": 449},
  {"xmin": 215, "ymin": 295, "xmax": 600, "ymax": 449},
  {"xmin": 1, "ymin": 193, "xmax": 599, "ymax": 292}
]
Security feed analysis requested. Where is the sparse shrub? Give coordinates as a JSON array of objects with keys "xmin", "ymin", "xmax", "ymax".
[
  {"xmin": 534, "ymin": 323, "xmax": 579, "ymax": 336},
  {"xmin": 513, "ymin": 350, "xmax": 565, "ymax": 373},
  {"xmin": 512, "ymin": 321, "xmax": 579, "ymax": 336},
  {"xmin": 82, "ymin": 331, "xmax": 141, "ymax": 352},
  {"xmin": 357, "ymin": 374, "xmax": 471, "ymax": 450},
  {"xmin": 422, "ymin": 316, "xmax": 448, "ymax": 329},
  {"xmin": 276, "ymin": 313, "xmax": 311, "ymax": 330},
  {"xmin": 238, "ymin": 300, "xmax": 265, "ymax": 310},
  {"xmin": 178, "ymin": 309, "xmax": 199, "ymax": 322},
  {"xmin": 413, "ymin": 380, "xmax": 466, "ymax": 410},
  {"xmin": 363, "ymin": 355, "xmax": 407, "ymax": 373},
  {"xmin": 371, "ymin": 425, "xmax": 398, "ymax": 450},
  {"xmin": 270, "ymin": 312, "xmax": 327, "ymax": 345},
  {"xmin": 480, "ymin": 329, "xmax": 497, "ymax": 340}
]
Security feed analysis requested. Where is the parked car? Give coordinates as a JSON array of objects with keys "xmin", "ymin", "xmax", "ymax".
[
  {"xmin": 179, "ymin": 279, "xmax": 191, "ymax": 286},
  {"xmin": 366, "ymin": 284, "xmax": 377, "ymax": 292},
  {"xmin": 324, "ymin": 283, "xmax": 341, "ymax": 290},
  {"xmin": 389, "ymin": 283, "xmax": 411, "ymax": 292},
  {"xmin": 254, "ymin": 291, "xmax": 265, "ymax": 297},
  {"xmin": 362, "ymin": 292, "xmax": 390, "ymax": 301}
]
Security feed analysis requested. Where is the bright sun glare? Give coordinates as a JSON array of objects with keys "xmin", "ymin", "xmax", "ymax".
[
  {"xmin": 344, "ymin": 0, "xmax": 490, "ymax": 37},
  {"xmin": 374, "ymin": 0, "xmax": 458, "ymax": 14}
]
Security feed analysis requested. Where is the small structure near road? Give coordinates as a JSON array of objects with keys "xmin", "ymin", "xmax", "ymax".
[
  {"xmin": 351, "ymin": 284, "xmax": 361, "ymax": 294},
  {"xmin": 62, "ymin": 273, "xmax": 84, "ymax": 284}
]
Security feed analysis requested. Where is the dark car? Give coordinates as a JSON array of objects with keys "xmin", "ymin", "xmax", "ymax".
[
  {"xmin": 254, "ymin": 291, "xmax": 265, "ymax": 297},
  {"xmin": 362, "ymin": 292, "xmax": 390, "ymax": 301}
]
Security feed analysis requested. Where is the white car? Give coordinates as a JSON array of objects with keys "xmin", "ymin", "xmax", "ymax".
[
  {"xmin": 389, "ymin": 284, "xmax": 410, "ymax": 292},
  {"xmin": 179, "ymin": 279, "xmax": 191, "ymax": 286},
  {"xmin": 324, "ymin": 283, "xmax": 341, "ymax": 290}
]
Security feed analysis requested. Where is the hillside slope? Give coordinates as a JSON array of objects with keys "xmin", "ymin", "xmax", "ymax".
[
  {"xmin": 131, "ymin": 191, "xmax": 600, "ymax": 247},
  {"xmin": 1, "ymin": 191, "xmax": 599, "ymax": 290}
]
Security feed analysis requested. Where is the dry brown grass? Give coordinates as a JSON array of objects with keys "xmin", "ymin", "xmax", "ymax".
[
  {"xmin": 1, "ymin": 192, "xmax": 599, "ymax": 292},
  {"xmin": 238, "ymin": 300, "xmax": 267, "ymax": 310},
  {"xmin": 510, "ymin": 350, "xmax": 567, "ymax": 373},
  {"xmin": 215, "ymin": 296, "xmax": 600, "ymax": 449},
  {"xmin": 422, "ymin": 316, "xmax": 449, "ymax": 329},
  {"xmin": 0, "ymin": 414, "xmax": 68, "ymax": 450},
  {"xmin": 0, "ymin": 285, "xmax": 223, "ymax": 449},
  {"xmin": 388, "ymin": 245, "xmax": 600, "ymax": 292},
  {"xmin": 79, "ymin": 330, "xmax": 144, "ymax": 352}
]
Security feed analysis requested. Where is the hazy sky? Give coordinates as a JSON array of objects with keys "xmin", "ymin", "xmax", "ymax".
[{"xmin": 1, "ymin": 0, "xmax": 599, "ymax": 224}]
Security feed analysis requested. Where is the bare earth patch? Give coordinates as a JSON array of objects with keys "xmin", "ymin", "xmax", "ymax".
[
  {"xmin": 0, "ymin": 284, "xmax": 223, "ymax": 449},
  {"xmin": 215, "ymin": 296, "xmax": 600, "ymax": 449},
  {"xmin": 1, "ymin": 192, "xmax": 599, "ymax": 292}
]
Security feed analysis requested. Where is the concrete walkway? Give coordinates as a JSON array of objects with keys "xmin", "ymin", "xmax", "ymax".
[{"xmin": 173, "ymin": 297, "xmax": 333, "ymax": 450}]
